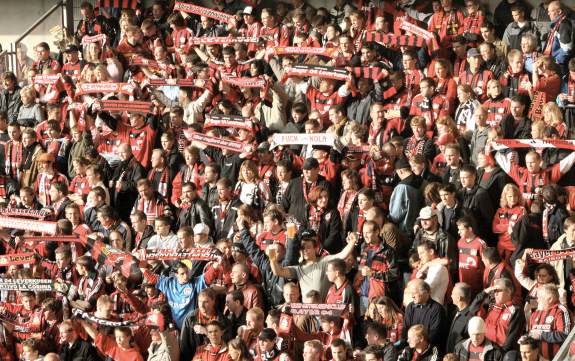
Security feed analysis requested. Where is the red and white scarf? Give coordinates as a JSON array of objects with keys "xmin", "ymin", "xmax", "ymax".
[
  {"xmin": 308, "ymin": 206, "xmax": 325, "ymax": 232},
  {"xmin": 148, "ymin": 167, "xmax": 169, "ymax": 198},
  {"xmin": 338, "ymin": 190, "xmax": 357, "ymax": 223}
]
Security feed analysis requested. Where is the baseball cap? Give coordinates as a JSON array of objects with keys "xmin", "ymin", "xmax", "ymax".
[
  {"xmin": 243, "ymin": 6, "xmax": 254, "ymax": 15},
  {"xmin": 418, "ymin": 206, "xmax": 438, "ymax": 220}
]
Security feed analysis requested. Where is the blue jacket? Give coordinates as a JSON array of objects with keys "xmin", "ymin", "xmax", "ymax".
[{"xmin": 156, "ymin": 274, "xmax": 207, "ymax": 329}]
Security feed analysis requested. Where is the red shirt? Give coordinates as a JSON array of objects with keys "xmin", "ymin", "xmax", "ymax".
[
  {"xmin": 457, "ymin": 236, "xmax": 486, "ymax": 294},
  {"xmin": 95, "ymin": 333, "xmax": 144, "ymax": 361}
]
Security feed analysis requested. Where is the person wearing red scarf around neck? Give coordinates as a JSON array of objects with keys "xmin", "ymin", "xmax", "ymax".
[
  {"xmin": 147, "ymin": 149, "xmax": 172, "ymax": 201},
  {"xmin": 305, "ymin": 186, "xmax": 344, "ymax": 255},
  {"xmin": 0, "ymin": 291, "xmax": 45, "ymax": 358},
  {"xmin": 500, "ymin": 49, "xmax": 532, "ymax": 99},
  {"xmin": 338, "ymin": 169, "xmax": 361, "ymax": 232},
  {"xmin": 354, "ymin": 221, "xmax": 400, "ymax": 310},
  {"xmin": 402, "ymin": 49, "xmax": 424, "ymax": 96},
  {"xmin": 458, "ymin": 48, "xmax": 493, "ymax": 102},
  {"xmin": 409, "ymin": 78, "xmax": 451, "ymax": 140},
  {"xmin": 482, "ymin": 79, "xmax": 511, "ymax": 128},
  {"xmin": 34, "ymin": 152, "xmax": 69, "ymax": 208},
  {"xmin": 433, "ymin": 59, "xmax": 458, "ymax": 111},
  {"xmin": 79, "ymin": 320, "xmax": 144, "ymax": 361}
]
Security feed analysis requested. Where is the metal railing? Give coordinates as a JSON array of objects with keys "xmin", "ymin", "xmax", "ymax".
[
  {"xmin": 7, "ymin": 0, "xmax": 72, "ymax": 75},
  {"xmin": 552, "ymin": 325, "xmax": 575, "ymax": 361}
]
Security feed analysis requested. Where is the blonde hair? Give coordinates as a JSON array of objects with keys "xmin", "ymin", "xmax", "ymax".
[
  {"xmin": 238, "ymin": 160, "xmax": 259, "ymax": 183},
  {"xmin": 499, "ymin": 183, "xmax": 523, "ymax": 208},
  {"xmin": 543, "ymin": 102, "xmax": 563, "ymax": 125}
]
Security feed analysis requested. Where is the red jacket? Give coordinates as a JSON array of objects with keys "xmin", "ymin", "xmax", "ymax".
[
  {"xmin": 482, "ymin": 96, "xmax": 511, "ymax": 128},
  {"xmin": 458, "ymin": 68, "xmax": 493, "ymax": 102},
  {"xmin": 409, "ymin": 93, "xmax": 450, "ymax": 136},
  {"xmin": 529, "ymin": 302, "xmax": 572, "ymax": 360},
  {"xmin": 492, "ymin": 206, "xmax": 526, "ymax": 252}
]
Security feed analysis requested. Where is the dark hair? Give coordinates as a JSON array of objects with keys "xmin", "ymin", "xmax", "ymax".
[
  {"xmin": 482, "ymin": 247, "xmax": 501, "ymax": 264},
  {"xmin": 327, "ymin": 258, "xmax": 346, "ymax": 274},
  {"xmin": 366, "ymin": 322, "xmax": 388, "ymax": 339},
  {"xmin": 229, "ymin": 289, "xmax": 244, "ymax": 304}
]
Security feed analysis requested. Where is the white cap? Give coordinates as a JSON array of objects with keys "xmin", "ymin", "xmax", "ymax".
[
  {"xmin": 193, "ymin": 223, "xmax": 210, "ymax": 235},
  {"xmin": 243, "ymin": 6, "xmax": 254, "ymax": 15},
  {"xmin": 418, "ymin": 206, "xmax": 438, "ymax": 220},
  {"xmin": 468, "ymin": 316, "xmax": 486, "ymax": 334}
]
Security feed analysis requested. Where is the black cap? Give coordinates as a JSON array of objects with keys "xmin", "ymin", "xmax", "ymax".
[
  {"xmin": 258, "ymin": 328, "xmax": 277, "ymax": 341},
  {"xmin": 394, "ymin": 157, "xmax": 411, "ymax": 170},
  {"xmin": 64, "ymin": 44, "xmax": 79, "ymax": 53},
  {"xmin": 312, "ymin": 144, "xmax": 331, "ymax": 153},
  {"xmin": 302, "ymin": 157, "xmax": 319, "ymax": 170}
]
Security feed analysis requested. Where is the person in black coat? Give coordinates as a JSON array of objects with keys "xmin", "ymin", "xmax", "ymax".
[
  {"xmin": 110, "ymin": 143, "xmax": 146, "ymax": 221},
  {"xmin": 500, "ymin": 95, "xmax": 532, "ymax": 140},
  {"xmin": 281, "ymin": 157, "xmax": 331, "ymax": 225},
  {"xmin": 510, "ymin": 199, "xmax": 546, "ymax": 265},
  {"xmin": 210, "ymin": 177, "xmax": 241, "ymax": 240},
  {"xmin": 458, "ymin": 165, "xmax": 496, "ymax": 245},
  {"xmin": 176, "ymin": 182, "xmax": 214, "ymax": 231},
  {"xmin": 58, "ymin": 319, "xmax": 102, "ymax": 361},
  {"xmin": 438, "ymin": 183, "xmax": 466, "ymax": 242},
  {"xmin": 303, "ymin": 185, "xmax": 344, "ymax": 254},
  {"xmin": 446, "ymin": 283, "xmax": 475, "ymax": 353},
  {"xmin": 402, "ymin": 279, "xmax": 447, "ymax": 351}
]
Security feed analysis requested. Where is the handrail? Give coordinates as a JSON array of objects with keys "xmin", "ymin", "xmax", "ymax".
[
  {"xmin": 14, "ymin": 0, "xmax": 65, "ymax": 46},
  {"xmin": 552, "ymin": 324, "xmax": 575, "ymax": 361}
]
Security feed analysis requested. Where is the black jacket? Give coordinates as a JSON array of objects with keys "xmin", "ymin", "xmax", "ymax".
[
  {"xmin": 203, "ymin": 147, "xmax": 244, "ymax": 184},
  {"xmin": 211, "ymin": 198, "xmax": 242, "ymax": 240},
  {"xmin": 111, "ymin": 156, "xmax": 146, "ymax": 221},
  {"xmin": 544, "ymin": 204, "xmax": 569, "ymax": 246},
  {"xmin": 403, "ymin": 298, "xmax": 447, "ymax": 350},
  {"xmin": 454, "ymin": 339, "xmax": 503, "ymax": 361},
  {"xmin": 59, "ymin": 338, "xmax": 101, "ymax": 361},
  {"xmin": 177, "ymin": 197, "xmax": 214, "ymax": 232},
  {"xmin": 0, "ymin": 87, "xmax": 22, "ymax": 122},
  {"xmin": 510, "ymin": 211, "xmax": 546, "ymax": 265},
  {"xmin": 501, "ymin": 115, "xmax": 532, "ymax": 140},
  {"xmin": 446, "ymin": 304, "xmax": 474, "ymax": 353},
  {"xmin": 398, "ymin": 345, "xmax": 441, "ymax": 361},
  {"xmin": 459, "ymin": 185, "xmax": 496, "ymax": 244},
  {"xmin": 201, "ymin": 182, "xmax": 219, "ymax": 210},
  {"xmin": 281, "ymin": 175, "xmax": 331, "ymax": 224},
  {"xmin": 477, "ymin": 166, "xmax": 510, "ymax": 207},
  {"xmin": 179, "ymin": 310, "xmax": 231, "ymax": 361},
  {"xmin": 240, "ymin": 228, "xmax": 299, "ymax": 306},
  {"xmin": 303, "ymin": 207, "xmax": 344, "ymax": 254}
]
